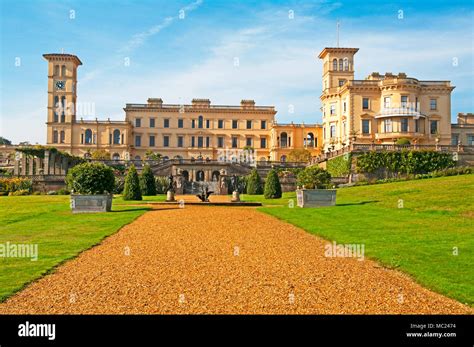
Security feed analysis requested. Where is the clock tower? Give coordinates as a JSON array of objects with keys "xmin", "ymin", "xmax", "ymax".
[{"xmin": 43, "ymin": 53, "xmax": 82, "ymax": 149}]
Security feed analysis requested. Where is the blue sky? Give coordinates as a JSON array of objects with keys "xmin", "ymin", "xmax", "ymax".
[{"xmin": 1, "ymin": 0, "xmax": 473, "ymax": 144}]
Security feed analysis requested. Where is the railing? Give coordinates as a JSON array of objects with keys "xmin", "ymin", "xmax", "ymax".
[{"xmin": 125, "ymin": 103, "xmax": 275, "ymax": 111}]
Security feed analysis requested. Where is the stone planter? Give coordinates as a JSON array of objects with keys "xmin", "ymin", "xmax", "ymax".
[
  {"xmin": 70, "ymin": 194, "xmax": 112, "ymax": 213},
  {"xmin": 296, "ymin": 188, "xmax": 336, "ymax": 208}
]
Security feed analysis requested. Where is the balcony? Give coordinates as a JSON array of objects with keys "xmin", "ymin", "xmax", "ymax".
[
  {"xmin": 376, "ymin": 107, "xmax": 425, "ymax": 119},
  {"xmin": 374, "ymin": 131, "xmax": 426, "ymax": 140}
]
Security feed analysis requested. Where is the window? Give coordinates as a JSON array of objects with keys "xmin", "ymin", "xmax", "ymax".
[
  {"xmin": 60, "ymin": 96, "xmax": 66, "ymax": 122},
  {"xmin": 451, "ymin": 134, "xmax": 459, "ymax": 145},
  {"xmin": 415, "ymin": 97, "xmax": 419, "ymax": 111},
  {"xmin": 61, "ymin": 65, "xmax": 66, "ymax": 77},
  {"xmin": 261, "ymin": 120, "xmax": 266, "ymax": 129},
  {"xmin": 85, "ymin": 129, "xmax": 93, "ymax": 144},
  {"xmin": 217, "ymin": 136, "xmax": 224, "ymax": 148},
  {"xmin": 415, "ymin": 119, "xmax": 420, "ymax": 133},
  {"xmin": 343, "ymin": 57, "xmax": 349, "ymax": 71},
  {"xmin": 149, "ymin": 135, "xmax": 155, "ymax": 147},
  {"xmin": 163, "ymin": 136, "xmax": 169, "ymax": 147},
  {"xmin": 384, "ymin": 97, "xmax": 391, "ymax": 109},
  {"xmin": 198, "ymin": 115, "xmax": 203, "ymax": 129},
  {"xmin": 232, "ymin": 120, "xmax": 238, "ymax": 129},
  {"xmin": 197, "ymin": 136, "xmax": 203, "ymax": 148},
  {"xmin": 164, "ymin": 119, "xmax": 170, "ymax": 128},
  {"xmin": 53, "ymin": 96, "xmax": 59, "ymax": 122},
  {"xmin": 384, "ymin": 119, "xmax": 392, "ymax": 133},
  {"xmin": 362, "ymin": 98, "xmax": 369, "ymax": 110},
  {"xmin": 330, "ymin": 125, "xmax": 336, "ymax": 138},
  {"xmin": 343, "ymin": 101, "xmax": 347, "ymax": 113},
  {"xmin": 191, "ymin": 136, "xmax": 195, "ymax": 147},
  {"xmin": 54, "ymin": 65, "xmax": 60, "ymax": 76},
  {"xmin": 332, "ymin": 59, "xmax": 337, "ymax": 71},
  {"xmin": 218, "ymin": 119, "xmax": 224, "ymax": 129},
  {"xmin": 53, "ymin": 130, "xmax": 58, "ymax": 143},
  {"xmin": 206, "ymin": 136, "xmax": 210, "ymax": 148},
  {"xmin": 246, "ymin": 137, "xmax": 252, "ymax": 147},
  {"xmin": 467, "ymin": 135, "xmax": 474, "ymax": 146},
  {"xmin": 135, "ymin": 135, "xmax": 141, "ymax": 147},
  {"xmin": 430, "ymin": 120, "xmax": 438, "ymax": 134},
  {"xmin": 430, "ymin": 99, "xmax": 437, "ymax": 110},
  {"xmin": 246, "ymin": 120, "xmax": 252, "ymax": 129},
  {"xmin": 113, "ymin": 129, "xmax": 120, "ymax": 144},
  {"xmin": 150, "ymin": 118, "xmax": 155, "ymax": 128},
  {"xmin": 232, "ymin": 136, "xmax": 238, "ymax": 148},
  {"xmin": 330, "ymin": 103, "xmax": 336, "ymax": 115},
  {"xmin": 260, "ymin": 137, "xmax": 267, "ymax": 148},
  {"xmin": 280, "ymin": 132, "xmax": 288, "ymax": 147},
  {"xmin": 177, "ymin": 136, "xmax": 184, "ymax": 148},
  {"xmin": 206, "ymin": 119, "xmax": 210, "ymax": 129},
  {"xmin": 401, "ymin": 96, "xmax": 408, "ymax": 109},
  {"xmin": 191, "ymin": 120, "xmax": 195, "ymax": 128},
  {"xmin": 339, "ymin": 59, "xmax": 343, "ymax": 71},
  {"xmin": 178, "ymin": 119, "xmax": 184, "ymax": 128},
  {"xmin": 401, "ymin": 118, "xmax": 408, "ymax": 132},
  {"xmin": 338, "ymin": 79, "xmax": 345, "ymax": 87},
  {"xmin": 135, "ymin": 118, "xmax": 141, "ymax": 127}
]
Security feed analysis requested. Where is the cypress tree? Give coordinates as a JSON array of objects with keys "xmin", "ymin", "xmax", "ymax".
[
  {"xmin": 246, "ymin": 168, "xmax": 263, "ymax": 195},
  {"xmin": 140, "ymin": 164, "xmax": 156, "ymax": 196},
  {"xmin": 264, "ymin": 169, "xmax": 282, "ymax": 199},
  {"xmin": 123, "ymin": 164, "xmax": 142, "ymax": 200}
]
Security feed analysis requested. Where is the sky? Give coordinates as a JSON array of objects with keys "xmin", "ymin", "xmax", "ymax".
[{"xmin": 0, "ymin": 0, "xmax": 473, "ymax": 144}]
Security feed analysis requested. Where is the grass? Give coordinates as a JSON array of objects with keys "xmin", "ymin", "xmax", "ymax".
[
  {"xmin": 255, "ymin": 174, "xmax": 474, "ymax": 306},
  {"xmin": 0, "ymin": 195, "xmax": 149, "ymax": 301}
]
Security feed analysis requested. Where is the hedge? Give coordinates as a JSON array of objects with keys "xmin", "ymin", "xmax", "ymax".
[{"xmin": 327, "ymin": 154, "xmax": 352, "ymax": 177}]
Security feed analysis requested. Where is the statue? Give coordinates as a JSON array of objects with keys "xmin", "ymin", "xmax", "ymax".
[
  {"xmin": 167, "ymin": 174, "xmax": 174, "ymax": 193},
  {"xmin": 196, "ymin": 186, "xmax": 213, "ymax": 202},
  {"xmin": 230, "ymin": 175, "xmax": 237, "ymax": 192}
]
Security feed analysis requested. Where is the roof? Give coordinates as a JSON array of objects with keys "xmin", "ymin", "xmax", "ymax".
[
  {"xmin": 318, "ymin": 47, "xmax": 359, "ymax": 59},
  {"xmin": 42, "ymin": 53, "xmax": 82, "ymax": 65}
]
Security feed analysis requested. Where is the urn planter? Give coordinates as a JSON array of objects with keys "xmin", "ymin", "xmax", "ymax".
[
  {"xmin": 70, "ymin": 194, "xmax": 113, "ymax": 213},
  {"xmin": 296, "ymin": 188, "xmax": 336, "ymax": 208}
]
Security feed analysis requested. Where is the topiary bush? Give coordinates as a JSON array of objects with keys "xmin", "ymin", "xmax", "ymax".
[
  {"xmin": 246, "ymin": 168, "xmax": 263, "ymax": 195},
  {"xmin": 140, "ymin": 164, "xmax": 156, "ymax": 196},
  {"xmin": 264, "ymin": 169, "xmax": 282, "ymax": 199},
  {"xmin": 66, "ymin": 162, "xmax": 115, "ymax": 194},
  {"xmin": 297, "ymin": 166, "xmax": 332, "ymax": 189},
  {"xmin": 123, "ymin": 164, "xmax": 142, "ymax": 200}
]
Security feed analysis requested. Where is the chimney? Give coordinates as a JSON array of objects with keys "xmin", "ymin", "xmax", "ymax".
[
  {"xmin": 191, "ymin": 99, "xmax": 211, "ymax": 108},
  {"xmin": 147, "ymin": 98, "xmax": 163, "ymax": 107},
  {"xmin": 240, "ymin": 99, "xmax": 255, "ymax": 109}
]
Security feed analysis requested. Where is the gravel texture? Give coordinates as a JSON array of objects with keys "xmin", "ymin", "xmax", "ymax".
[{"xmin": 0, "ymin": 205, "xmax": 471, "ymax": 314}]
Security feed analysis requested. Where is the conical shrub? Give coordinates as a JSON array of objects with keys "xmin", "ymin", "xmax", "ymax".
[
  {"xmin": 140, "ymin": 164, "xmax": 156, "ymax": 196},
  {"xmin": 246, "ymin": 168, "xmax": 263, "ymax": 194},
  {"xmin": 264, "ymin": 169, "xmax": 282, "ymax": 199},
  {"xmin": 123, "ymin": 164, "xmax": 142, "ymax": 200}
]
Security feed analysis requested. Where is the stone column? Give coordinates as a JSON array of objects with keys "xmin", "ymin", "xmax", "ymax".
[
  {"xmin": 43, "ymin": 151, "xmax": 50, "ymax": 175},
  {"xmin": 21, "ymin": 155, "xmax": 27, "ymax": 176},
  {"xmin": 35, "ymin": 157, "xmax": 42, "ymax": 175},
  {"xmin": 28, "ymin": 157, "xmax": 34, "ymax": 176},
  {"xmin": 14, "ymin": 159, "xmax": 19, "ymax": 175},
  {"xmin": 50, "ymin": 153, "xmax": 56, "ymax": 175}
]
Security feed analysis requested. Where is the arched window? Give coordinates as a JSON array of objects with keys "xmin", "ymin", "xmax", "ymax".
[
  {"xmin": 280, "ymin": 132, "xmax": 288, "ymax": 148},
  {"xmin": 54, "ymin": 65, "xmax": 60, "ymax": 76},
  {"xmin": 212, "ymin": 170, "xmax": 220, "ymax": 182},
  {"xmin": 280, "ymin": 155, "xmax": 287, "ymax": 162},
  {"xmin": 196, "ymin": 170, "xmax": 204, "ymax": 181},
  {"xmin": 198, "ymin": 115, "xmax": 203, "ymax": 129},
  {"xmin": 260, "ymin": 157, "xmax": 267, "ymax": 163},
  {"xmin": 60, "ymin": 131, "xmax": 65, "ymax": 143},
  {"xmin": 343, "ymin": 57, "xmax": 349, "ymax": 71},
  {"xmin": 113, "ymin": 129, "xmax": 120, "ymax": 144},
  {"xmin": 306, "ymin": 132, "xmax": 315, "ymax": 147},
  {"xmin": 60, "ymin": 96, "xmax": 66, "ymax": 122},
  {"xmin": 53, "ymin": 96, "xmax": 59, "ymax": 122},
  {"xmin": 61, "ymin": 65, "xmax": 66, "ymax": 77},
  {"xmin": 85, "ymin": 129, "xmax": 92, "ymax": 144},
  {"xmin": 112, "ymin": 153, "xmax": 120, "ymax": 161},
  {"xmin": 181, "ymin": 170, "xmax": 189, "ymax": 181},
  {"xmin": 53, "ymin": 130, "xmax": 58, "ymax": 143},
  {"xmin": 332, "ymin": 59, "xmax": 338, "ymax": 71},
  {"xmin": 339, "ymin": 59, "xmax": 343, "ymax": 71}
]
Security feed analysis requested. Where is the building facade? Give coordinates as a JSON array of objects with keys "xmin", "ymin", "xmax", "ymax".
[
  {"xmin": 318, "ymin": 47, "xmax": 455, "ymax": 152},
  {"xmin": 451, "ymin": 113, "xmax": 474, "ymax": 146},
  {"xmin": 44, "ymin": 53, "xmax": 322, "ymax": 162}
]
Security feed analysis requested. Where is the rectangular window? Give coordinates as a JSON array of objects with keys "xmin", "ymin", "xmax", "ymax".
[
  {"xmin": 467, "ymin": 135, "xmax": 474, "ymax": 146},
  {"xmin": 362, "ymin": 120, "xmax": 370, "ymax": 134},
  {"xmin": 330, "ymin": 103, "xmax": 336, "ymax": 115},
  {"xmin": 206, "ymin": 119, "xmax": 210, "ymax": 129},
  {"xmin": 163, "ymin": 136, "xmax": 169, "ymax": 147},
  {"xmin": 415, "ymin": 119, "xmax": 420, "ymax": 133},
  {"xmin": 206, "ymin": 136, "xmax": 210, "ymax": 147},
  {"xmin": 451, "ymin": 134, "xmax": 459, "ymax": 145},
  {"xmin": 217, "ymin": 136, "xmax": 224, "ymax": 148},
  {"xmin": 338, "ymin": 79, "xmax": 345, "ymax": 87},
  {"xmin": 135, "ymin": 135, "xmax": 141, "ymax": 147},
  {"xmin": 135, "ymin": 118, "xmax": 141, "ymax": 127},
  {"xmin": 150, "ymin": 118, "xmax": 155, "ymax": 128},
  {"xmin": 430, "ymin": 99, "xmax": 437, "ymax": 110},
  {"xmin": 362, "ymin": 98, "xmax": 369, "ymax": 110},
  {"xmin": 191, "ymin": 120, "xmax": 195, "ymax": 129},
  {"xmin": 401, "ymin": 118, "xmax": 408, "ymax": 132},
  {"xmin": 260, "ymin": 137, "xmax": 266, "ymax": 148},
  {"xmin": 177, "ymin": 136, "xmax": 184, "ymax": 148},
  {"xmin": 164, "ymin": 119, "xmax": 170, "ymax": 128},
  {"xmin": 191, "ymin": 136, "xmax": 195, "ymax": 147},
  {"xmin": 197, "ymin": 136, "xmax": 203, "ymax": 148},
  {"xmin": 149, "ymin": 135, "xmax": 155, "ymax": 147},
  {"xmin": 246, "ymin": 137, "xmax": 252, "ymax": 147},
  {"xmin": 401, "ymin": 96, "xmax": 408, "ymax": 109},
  {"xmin": 261, "ymin": 120, "xmax": 266, "ymax": 129},
  {"xmin": 384, "ymin": 119, "xmax": 392, "ymax": 133},
  {"xmin": 232, "ymin": 120, "xmax": 238, "ymax": 129},
  {"xmin": 218, "ymin": 119, "xmax": 224, "ymax": 129},
  {"xmin": 343, "ymin": 101, "xmax": 347, "ymax": 113},
  {"xmin": 330, "ymin": 124, "xmax": 336, "ymax": 138},
  {"xmin": 430, "ymin": 120, "xmax": 438, "ymax": 134},
  {"xmin": 232, "ymin": 136, "xmax": 238, "ymax": 148},
  {"xmin": 178, "ymin": 119, "xmax": 184, "ymax": 128},
  {"xmin": 384, "ymin": 97, "xmax": 391, "ymax": 109},
  {"xmin": 246, "ymin": 120, "xmax": 252, "ymax": 129}
]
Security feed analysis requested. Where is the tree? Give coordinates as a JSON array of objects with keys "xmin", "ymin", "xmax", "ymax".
[
  {"xmin": 246, "ymin": 168, "xmax": 263, "ymax": 194},
  {"xmin": 140, "ymin": 164, "xmax": 156, "ymax": 196},
  {"xmin": 288, "ymin": 148, "xmax": 311, "ymax": 163},
  {"xmin": 145, "ymin": 150, "xmax": 162, "ymax": 160},
  {"xmin": 91, "ymin": 149, "xmax": 111, "ymax": 160},
  {"xmin": 123, "ymin": 164, "xmax": 142, "ymax": 200},
  {"xmin": 66, "ymin": 162, "xmax": 115, "ymax": 194},
  {"xmin": 264, "ymin": 169, "xmax": 282, "ymax": 199},
  {"xmin": 297, "ymin": 166, "xmax": 332, "ymax": 189},
  {"xmin": 0, "ymin": 137, "xmax": 12, "ymax": 145}
]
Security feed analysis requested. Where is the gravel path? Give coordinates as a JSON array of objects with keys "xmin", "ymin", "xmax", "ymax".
[{"xmin": 0, "ymin": 206, "xmax": 471, "ymax": 314}]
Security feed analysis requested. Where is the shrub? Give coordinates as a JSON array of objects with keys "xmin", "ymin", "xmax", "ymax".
[
  {"xmin": 66, "ymin": 162, "xmax": 115, "ymax": 194},
  {"xmin": 57, "ymin": 188, "xmax": 70, "ymax": 195},
  {"xmin": 297, "ymin": 166, "xmax": 332, "ymax": 189},
  {"xmin": 155, "ymin": 176, "xmax": 168, "ymax": 194},
  {"xmin": 327, "ymin": 154, "xmax": 352, "ymax": 177},
  {"xmin": 47, "ymin": 190, "xmax": 57, "ymax": 195},
  {"xmin": 0, "ymin": 177, "xmax": 32, "ymax": 193},
  {"xmin": 90, "ymin": 149, "xmax": 111, "ymax": 160},
  {"xmin": 246, "ymin": 169, "xmax": 263, "ymax": 195},
  {"xmin": 396, "ymin": 138, "xmax": 411, "ymax": 145},
  {"xmin": 9, "ymin": 189, "xmax": 30, "ymax": 196},
  {"xmin": 140, "ymin": 164, "xmax": 156, "ymax": 196},
  {"xmin": 288, "ymin": 148, "xmax": 312, "ymax": 163},
  {"xmin": 113, "ymin": 176, "xmax": 125, "ymax": 194},
  {"xmin": 123, "ymin": 164, "xmax": 142, "ymax": 200},
  {"xmin": 264, "ymin": 169, "xmax": 282, "ymax": 199}
]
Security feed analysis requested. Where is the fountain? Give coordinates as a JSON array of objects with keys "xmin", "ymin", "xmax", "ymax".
[{"xmin": 196, "ymin": 186, "xmax": 213, "ymax": 202}]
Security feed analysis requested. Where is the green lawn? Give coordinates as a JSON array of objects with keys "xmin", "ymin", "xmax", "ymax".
[
  {"xmin": 0, "ymin": 195, "xmax": 149, "ymax": 301},
  {"xmin": 255, "ymin": 175, "xmax": 474, "ymax": 306}
]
